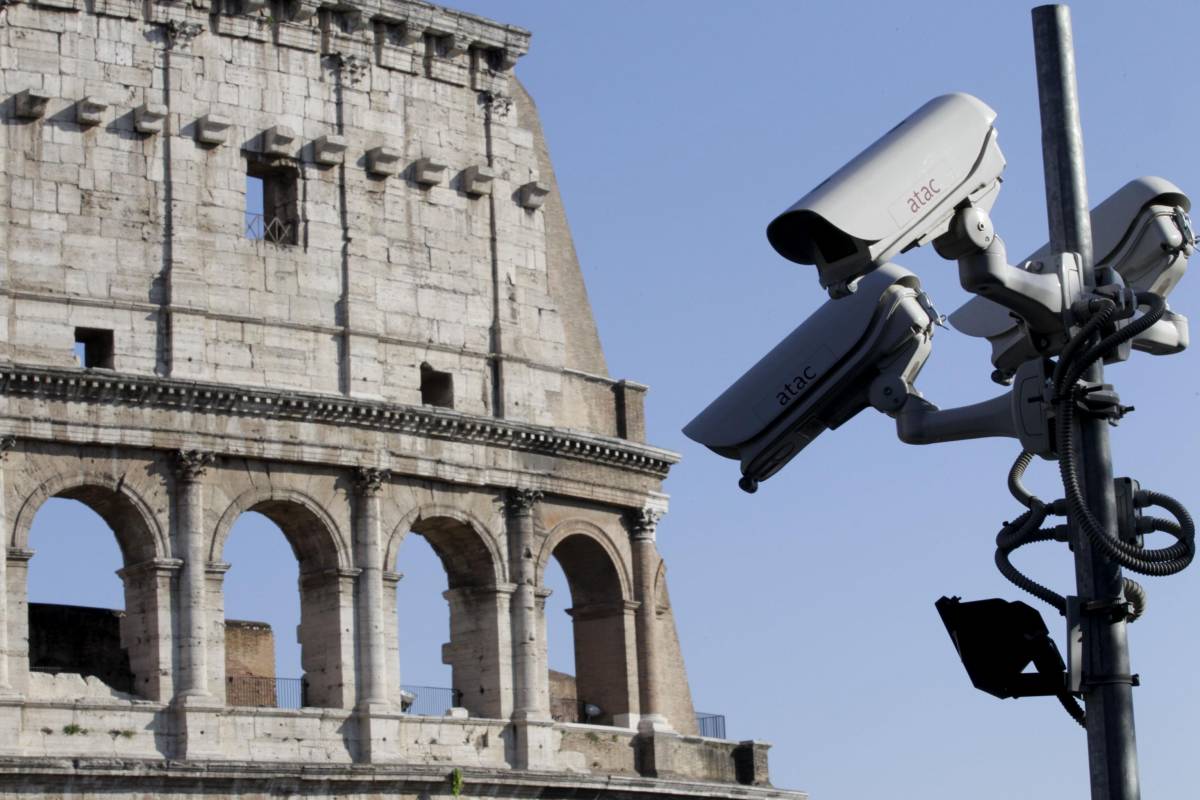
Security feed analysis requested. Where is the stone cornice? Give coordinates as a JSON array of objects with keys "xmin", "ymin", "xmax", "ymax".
[{"xmin": 0, "ymin": 365, "xmax": 679, "ymax": 478}]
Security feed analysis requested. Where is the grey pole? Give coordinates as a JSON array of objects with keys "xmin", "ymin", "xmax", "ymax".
[{"xmin": 1031, "ymin": 6, "xmax": 1140, "ymax": 799}]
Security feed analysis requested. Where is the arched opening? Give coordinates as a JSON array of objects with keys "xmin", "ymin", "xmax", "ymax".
[
  {"xmin": 217, "ymin": 496, "xmax": 351, "ymax": 709},
  {"xmin": 386, "ymin": 513, "xmax": 505, "ymax": 719},
  {"xmin": 21, "ymin": 486, "xmax": 168, "ymax": 702},
  {"xmin": 390, "ymin": 533, "xmax": 453, "ymax": 714},
  {"xmin": 544, "ymin": 533, "xmax": 636, "ymax": 726},
  {"xmin": 221, "ymin": 511, "xmax": 302, "ymax": 707},
  {"xmin": 542, "ymin": 557, "xmax": 575, "ymax": 721}
]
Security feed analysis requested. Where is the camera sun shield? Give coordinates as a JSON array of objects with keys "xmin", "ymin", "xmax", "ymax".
[{"xmin": 766, "ymin": 93, "xmax": 1005, "ymax": 295}]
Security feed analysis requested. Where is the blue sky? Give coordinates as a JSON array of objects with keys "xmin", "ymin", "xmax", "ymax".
[{"xmin": 25, "ymin": 2, "xmax": 1200, "ymax": 798}]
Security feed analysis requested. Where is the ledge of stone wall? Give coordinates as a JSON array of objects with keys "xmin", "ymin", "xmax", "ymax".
[{"xmin": 0, "ymin": 365, "xmax": 679, "ymax": 478}]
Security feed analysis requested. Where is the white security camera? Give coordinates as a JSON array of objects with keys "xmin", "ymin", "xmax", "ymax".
[
  {"xmin": 766, "ymin": 93, "xmax": 1006, "ymax": 297},
  {"xmin": 683, "ymin": 264, "xmax": 937, "ymax": 492},
  {"xmin": 950, "ymin": 176, "xmax": 1193, "ymax": 375}
]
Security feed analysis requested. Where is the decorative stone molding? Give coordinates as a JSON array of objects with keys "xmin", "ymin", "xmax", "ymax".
[
  {"xmin": 354, "ymin": 466, "xmax": 391, "ymax": 495},
  {"xmin": 462, "ymin": 165, "xmax": 494, "ymax": 196},
  {"xmin": 313, "ymin": 133, "xmax": 348, "ymax": 166},
  {"xmin": 412, "ymin": 157, "xmax": 447, "ymax": 187},
  {"xmin": 0, "ymin": 365, "xmax": 679, "ymax": 477},
  {"xmin": 337, "ymin": 53, "xmax": 371, "ymax": 84},
  {"xmin": 518, "ymin": 181, "xmax": 550, "ymax": 210},
  {"xmin": 365, "ymin": 146, "xmax": 402, "ymax": 176},
  {"xmin": 174, "ymin": 449, "xmax": 214, "ymax": 481},
  {"xmin": 166, "ymin": 19, "xmax": 204, "ymax": 48},
  {"xmin": 195, "ymin": 113, "xmax": 232, "ymax": 146},
  {"xmin": 14, "ymin": 89, "xmax": 51, "ymax": 120},
  {"xmin": 628, "ymin": 508, "xmax": 663, "ymax": 541},
  {"xmin": 6, "ymin": 548, "xmax": 34, "ymax": 563},
  {"xmin": 134, "ymin": 103, "xmax": 168, "ymax": 135},
  {"xmin": 262, "ymin": 125, "xmax": 298, "ymax": 157},
  {"xmin": 75, "ymin": 96, "xmax": 108, "ymax": 127},
  {"xmin": 483, "ymin": 91, "xmax": 512, "ymax": 120},
  {"xmin": 504, "ymin": 488, "xmax": 543, "ymax": 517}
]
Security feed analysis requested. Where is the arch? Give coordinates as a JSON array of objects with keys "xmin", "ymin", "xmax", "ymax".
[
  {"xmin": 535, "ymin": 519, "xmax": 633, "ymax": 603},
  {"xmin": 385, "ymin": 504, "xmax": 504, "ymax": 588},
  {"xmin": 537, "ymin": 519, "xmax": 638, "ymax": 726},
  {"xmin": 211, "ymin": 487, "xmax": 349, "ymax": 572},
  {"xmin": 11, "ymin": 470, "xmax": 166, "ymax": 564}
]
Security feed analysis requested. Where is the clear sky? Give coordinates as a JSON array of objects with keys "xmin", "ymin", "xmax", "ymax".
[{"xmin": 24, "ymin": 2, "xmax": 1200, "ymax": 798}]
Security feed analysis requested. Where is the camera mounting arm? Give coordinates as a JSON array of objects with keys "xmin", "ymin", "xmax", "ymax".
[
  {"xmin": 873, "ymin": 358, "xmax": 1055, "ymax": 455},
  {"xmin": 936, "ymin": 206, "xmax": 1077, "ymax": 341}
]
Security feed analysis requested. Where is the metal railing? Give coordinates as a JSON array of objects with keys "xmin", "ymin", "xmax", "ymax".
[
  {"xmin": 226, "ymin": 676, "xmax": 306, "ymax": 709},
  {"xmin": 401, "ymin": 684, "xmax": 461, "ymax": 716},
  {"xmin": 695, "ymin": 712, "xmax": 726, "ymax": 739},
  {"xmin": 244, "ymin": 212, "xmax": 294, "ymax": 245}
]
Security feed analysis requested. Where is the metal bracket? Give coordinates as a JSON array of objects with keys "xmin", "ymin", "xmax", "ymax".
[{"xmin": 1082, "ymin": 673, "xmax": 1140, "ymax": 689}]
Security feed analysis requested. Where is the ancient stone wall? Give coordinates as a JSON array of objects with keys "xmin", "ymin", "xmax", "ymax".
[{"xmin": 0, "ymin": 0, "xmax": 800, "ymax": 797}]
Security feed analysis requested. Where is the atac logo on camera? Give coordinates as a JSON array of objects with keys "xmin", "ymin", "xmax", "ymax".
[{"xmin": 777, "ymin": 366, "xmax": 819, "ymax": 406}]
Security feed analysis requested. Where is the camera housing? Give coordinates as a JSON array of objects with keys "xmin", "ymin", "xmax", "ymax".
[
  {"xmin": 950, "ymin": 176, "xmax": 1193, "ymax": 374},
  {"xmin": 766, "ymin": 93, "xmax": 1006, "ymax": 296},
  {"xmin": 683, "ymin": 264, "xmax": 936, "ymax": 491}
]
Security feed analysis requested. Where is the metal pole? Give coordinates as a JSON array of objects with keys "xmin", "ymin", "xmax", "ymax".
[{"xmin": 1031, "ymin": 6, "xmax": 1140, "ymax": 799}]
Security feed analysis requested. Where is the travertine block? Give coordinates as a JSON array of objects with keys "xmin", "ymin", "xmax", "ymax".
[
  {"xmin": 134, "ymin": 102, "xmax": 167, "ymax": 134},
  {"xmin": 195, "ymin": 113, "xmax": 233, "ymax": 145},
  {"xmin": 365, "ymin": 146, "xmax": 401, "ymax": 176},
  {"xmin": 262, "ymin": 125, "xmax": 298, "ymax": 156},
  {"xmin": 518, "ymin": 181, "xmax": 550, "ymax": 210},
  {"xmin": 75, "ymin": 96, "xmax": 108, "ymax": 126},
  {"xmin": 412, "ymin": 157, "xmax": 447, "ymax": 186},
  {"xmin": 462, "ymin": 165, "xmax": 494, "ymax": 196},
  {"xmin": 14, "ymin": 89, "xmax": 52, "ymax": 120},
  {"xmin": 313, "ymin": 134, "xmax": 347, "ymax": 166}
]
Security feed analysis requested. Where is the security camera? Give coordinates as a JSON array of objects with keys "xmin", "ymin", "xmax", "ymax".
[
  {"xmin": 950, "ymin": 176, "xmax": 1193, "ymax": 376},
  {"xmin": 683, "ymin": 264, "xmax": 937, "ymax": 492},
  {"xmin": 766, "ymin": 93, "xmax": 1006, "ymax": 297}
]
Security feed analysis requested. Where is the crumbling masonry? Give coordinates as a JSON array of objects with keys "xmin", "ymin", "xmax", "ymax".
[{"xmin": 0, "ymin": 0, "xmax": 805, "ymax": 797}]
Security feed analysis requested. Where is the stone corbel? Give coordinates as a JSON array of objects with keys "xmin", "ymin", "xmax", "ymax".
[
  {"xmin": 262, "ymin": 124, "xmax": 297, "ymax": 157},
  {"xmin": 366, "ymin": 146, "xmax": 402, "ymax": 177},
  {"xmin": 282, "ymin": 0, "xmax": 318, "ymax": 23},
  {"xmin": 412, "ymin": 157, "xmax": 447, "ymax": 187},
  {"xmin": 313, "ymin": 133, "xmax": 347, "ymax": 166},
  {"xmin": 134, "ymin": 102, "xmax": 168, "ymax": 135},
  {"xmin": 76, "ymin": 96, "xmax": 108, "ymax": 127},
  {"xmin": 240, "ymin": 0, "xmax": 266, "ymax": 13},
  {"xmin": 195, "ymin": 113, "xmax": 232, "ymax": 145},
  {"xmin": 14, "ymin": 89, "xmax": 51, "ymax": 120},
  {"xmin": 518, "ymin": 181, "xmax": 550, "ymax": 210},
  {"xmin": 462, "ymin": 164, "xmax": 494, "ymax": 196}
]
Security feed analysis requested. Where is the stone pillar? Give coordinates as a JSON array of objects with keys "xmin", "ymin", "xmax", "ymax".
[
  {"xmin": 174, "ymin": 449, "xmax": 213, "ymax": 702},
  {"xmin": 630, "ymin": 508, "xmax": 671, "ymax": 732},
  {"xmin": 0, "ymin": 437, "xmax": 14, "ymax": 693},
  {"xmin": 354, "ymin": 467, "xmax": 390, "ymax": 707},
  {"xmin": 383, "ymin": 570, "xmax": 403, "ymax": 706},
  {"xmin": 505, "ymin": 488, "xmax": 546, "ymax": 721},
  {"xmin": 4, "ymin": 549, "xmax": 31, "ymax": 696},
  {"xmin": 506, "ymin": 488, "xmax": 555, "ymax": 770}
]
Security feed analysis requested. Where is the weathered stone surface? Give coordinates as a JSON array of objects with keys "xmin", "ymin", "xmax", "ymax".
[{"xmin": 0, "ymin": 0, "xmax": 803, "ymax": 797}]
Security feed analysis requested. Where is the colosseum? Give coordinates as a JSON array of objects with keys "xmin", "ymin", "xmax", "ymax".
[{"xmin": 0, "ymin": 0, "xmax": 802, "ymax": 797}]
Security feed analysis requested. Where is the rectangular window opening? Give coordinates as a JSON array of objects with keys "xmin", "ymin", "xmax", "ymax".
[
  {"xmin": 74, "ymin": 328, "xmax": 114, "ymax": 369},
  {"xmin": 420, "ymin": 363, "xmax": 454, "ymax": 409},
  {"xmin": 245, "ymin": 161, "xmax": 299, "ymax": 246}
]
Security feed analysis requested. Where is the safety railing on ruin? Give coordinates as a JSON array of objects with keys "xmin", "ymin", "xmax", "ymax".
[
  {"xmin": 695, "ymin": 712, "xmax": 726, "ymax": 739},
  {"xmin": 400, "ymin": 684, "xmax": 462, "ymax": 716},
  {"xmin": 244, "ymin": 212, "xmax": 295, "ymax": 245}
]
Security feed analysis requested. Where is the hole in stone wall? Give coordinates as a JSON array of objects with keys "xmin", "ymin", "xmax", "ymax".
[
  {"xmin": 74, "ymin": 328, "xmax": 113, "ymax": 369},
  {"xmin": 246, "ymin": 160, "xmax": 299, "ymax": 245},
  {"xmin": 420, "ymin": 363, "xmax": 454, "ymax": 408}
]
